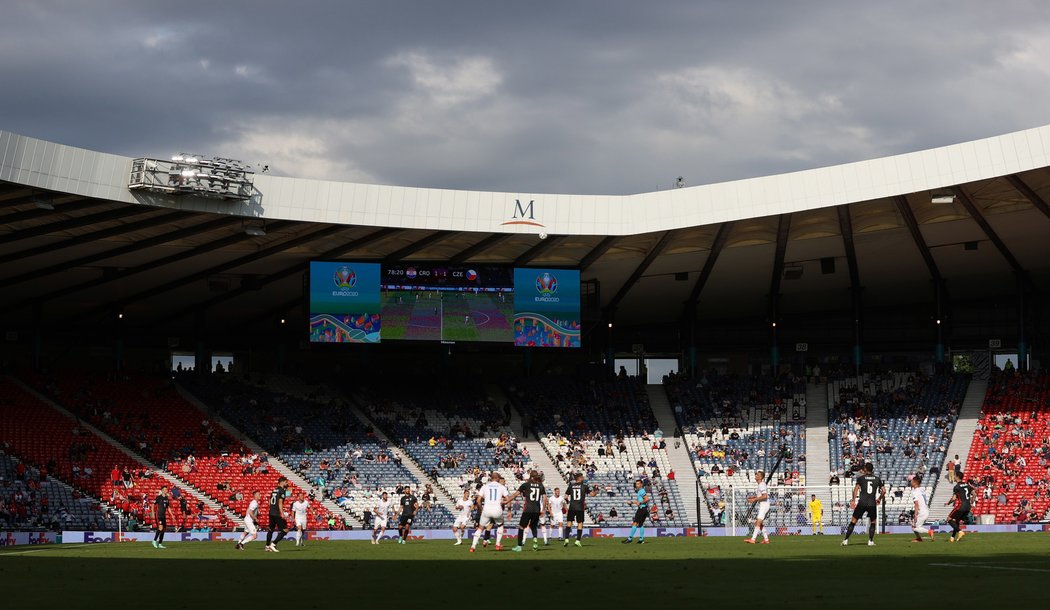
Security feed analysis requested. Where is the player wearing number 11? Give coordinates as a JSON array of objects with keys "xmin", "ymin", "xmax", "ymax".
[{"xmin": 842, "ymin": 462, "xmax": 885, "ymax": 547}]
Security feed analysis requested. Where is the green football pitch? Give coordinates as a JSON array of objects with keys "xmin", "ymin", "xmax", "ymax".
[{"xmin": 2, "ymin": 534, "xmax": 1047, "ymax": 608}]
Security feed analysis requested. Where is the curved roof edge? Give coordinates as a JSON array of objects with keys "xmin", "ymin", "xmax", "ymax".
[{"xmin": 1, "ymin": 125, "xmax": 1049, "ymax": 236}]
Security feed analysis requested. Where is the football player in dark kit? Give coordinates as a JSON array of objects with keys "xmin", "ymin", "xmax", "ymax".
[
  {"xmin": 841, "ymin": 462, "xmax": 885, "ymax": 547},
  {"xmin": 398, "ymin": 486, "xmax": 419, "ymax": 544},
  {"xmin": 564, "ymin": 472, "xmax": 597, "ymax": 547},
  {"xmin": 152, "ymin": 484, "xmax": 170, "ymax": 549},
  {"xmin": 945, "ymin": 476, "xmax": 974, "ymax": 542},
  {"xmin": 265, "ymin": 476, "xmax": 291, "ymax": 553},
  {"xmin": 506, "ymin": 470, "xmax": 548, "ymax": 552}
]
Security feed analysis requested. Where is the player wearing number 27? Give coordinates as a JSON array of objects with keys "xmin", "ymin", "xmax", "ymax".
[
  {"xmin": 505, "ymin": 470, "xmax": 548, "ymax": 552},
  {"xmin": 842, "ymin": 462, "xmax": 885, "ymax": 547}
]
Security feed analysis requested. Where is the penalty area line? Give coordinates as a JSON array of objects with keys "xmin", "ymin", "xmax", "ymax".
[{"xmin": 929, "ymin": 562, "xmax": 1050, "ymax": 574}]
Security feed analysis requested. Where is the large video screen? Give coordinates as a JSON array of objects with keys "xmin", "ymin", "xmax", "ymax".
[
  {"xmin": 308, "ymin": 261, "xmax": 381, "ymax": 343},
  {"xmin": 513, "ymin": 268, "xmax": 581, "ymax": 348},
  {"xmin": 381, "ymin": 264, "xmax": 513, "ymax": 342},
  {"xmin": 307, "ymin": 261, "xmax": 580, "ymax": 347}
]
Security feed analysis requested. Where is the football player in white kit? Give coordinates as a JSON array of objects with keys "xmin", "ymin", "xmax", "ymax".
[
  {"xmin": 544, "ymin": 487, "xmax": 565, "ymax": 545},
  {"xmin": 372, "ymin": 492, "xmax": 393, "ymax": 544},
  {"xmin": 453, "ymin": 489, "xmax": 473, "ymax": 545},
  {"xmin": 235, "ymin": 490, "xmax": 261, "ymax": 550},
  {"xmin": 910, "ymin": 475, "xmax": 934, "ymax": 542},
  {"xmin": 470, "ymin": 472, "xmax": 509, "ymax": 553},
  {"xmin": 744, "ymin": 470, "xmax": 771, "ymax": 544},
  {"xmin": 290, "ymin": 492, "xmax": 311, "ymax": 547}
]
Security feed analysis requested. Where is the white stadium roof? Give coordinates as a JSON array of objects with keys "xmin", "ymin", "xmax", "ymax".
[{"xmin": 1, "ymin": 126, "xmax": 1049, "ymax": 336}]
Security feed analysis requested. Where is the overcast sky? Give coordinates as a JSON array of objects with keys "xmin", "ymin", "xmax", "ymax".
[{"xmin": 2, "ymin": 1, "xmax": 1048, "ymax": 195}]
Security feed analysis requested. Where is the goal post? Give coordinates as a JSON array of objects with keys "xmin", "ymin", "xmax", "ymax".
[{"xmin": 699, "ymin": 485, "xmax": 867, "ymax": 535}]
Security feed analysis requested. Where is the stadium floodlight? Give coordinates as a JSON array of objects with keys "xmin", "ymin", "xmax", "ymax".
[
  {"xmin": 931, "ymin": 192, "xmax": 955, "ymax": 204},
  {"xmin": 130, "ymin": 153, "xmax": 257, "ymax": 201}
]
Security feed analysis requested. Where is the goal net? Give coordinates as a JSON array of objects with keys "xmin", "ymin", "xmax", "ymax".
[{"xmin": 702, "ymin": 484, "xmax": 867, "ymax": 535}]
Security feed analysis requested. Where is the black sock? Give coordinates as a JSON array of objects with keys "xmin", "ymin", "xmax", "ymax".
[
  {"xmin": 402, "ymin": 527, "xmax": 410, "ymax": 540},
  {"xmin": 950, "ymin": 519, "xmax": 959, "ymax": 538},
  {"xmin": 844, "ymin": 522, "xmax": 855, "ymax": 540},
  {"xmin": 274, "ymin": 530, "xmax": 286, "ymax": 544},
  {"xmin": 576, "ymin": 527, "xmax": 582, "ymax": 541},
  {"xmin": 517, "ymin": 530, "xmax": 525, "ymax": 546},
  {"xmin": 914, "ymin": 531, "xmax": 922, "ymax": 541},
  {"xmin": 531, "ymin": 524, "xmax": 538, "ymax": 540},
  {"xmin": 867, "ymin": 523, "xmax": 875, "ymax": 542},
  {"xmin": 564, "ymin": 526, "xmax": 570, "ymax": 539},
  {"xmin": 266, "ymin": 530, "xmax": 274, "ymax": 545},
  {"xmin": 154, "ymin": 530, "xmax": 160, "ymax": 541},
  {"xmin": 484, "ymin": 530, "xmax": 491, "ymax": 541},
  {"xmin": 159, "ymin": 531, "xmax": 166, "ymax": 543}
]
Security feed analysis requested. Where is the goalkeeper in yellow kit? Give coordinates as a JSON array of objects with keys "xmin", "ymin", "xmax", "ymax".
[{"xmin": 807, "ymin": 494, "xmax": 824, "ymax": 535}]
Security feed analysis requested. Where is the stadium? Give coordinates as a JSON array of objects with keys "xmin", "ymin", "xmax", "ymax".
[{"xmin": 1, "ymin": 123, "xmax": 1049, "ymax": 606}]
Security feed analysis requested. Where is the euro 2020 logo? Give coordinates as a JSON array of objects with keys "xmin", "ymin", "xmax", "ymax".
[
  {"xmin": 536, "ymin": 272, "xmax": 558, "ymax": 296},
  {"xmin": 333, "ymin": 266, "xmax": 357, "ymax": 290}
]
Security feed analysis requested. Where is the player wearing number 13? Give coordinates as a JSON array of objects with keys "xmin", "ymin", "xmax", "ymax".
[
  {"xmin": 842, "ymin": 462, "xmax": 885, "ymax": 547},
  {"xmin": 564, "ymin": 472, "xmax": 597, "ymax": 547},
  {"xmin": 506, "ymin": 471, "xmax": 548, "ymax": 552}
]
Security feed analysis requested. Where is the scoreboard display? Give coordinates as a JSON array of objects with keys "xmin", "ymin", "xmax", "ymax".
[{"xmin": 308, "ymin": 261, "xmax": 579, "ymax": 347}]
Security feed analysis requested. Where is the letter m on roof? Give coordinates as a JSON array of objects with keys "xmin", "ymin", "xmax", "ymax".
[{"xmin": 513, "ymin": 199, "xmax": 535, "ymax": 220}]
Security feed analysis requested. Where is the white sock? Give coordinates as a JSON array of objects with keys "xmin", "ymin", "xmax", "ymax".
[
  {"xmin": 471, "ymin": 530, "xmax": 481, "ymax": 549},
  {"xmin": 751, "ymin": 526, "xmax": 760, "ymax": 540},
  {"xmin": 496, "ymin": 528, "xmax": 504, "ymax": 546},
  {"xmin": 762, "ymin": 527, "xmax": 769, "ymax": 540},
  {"xmin": 455, "ymin": 530, "xmax": 461, "ymax": 542},
  {"xmin": 543, "ymin": 527, "xmax": 548, "ymax": 543}
]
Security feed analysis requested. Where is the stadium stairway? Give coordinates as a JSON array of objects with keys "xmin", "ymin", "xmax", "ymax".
[
  {"xmin": 175, "ymin": 384, "xmax": 363, "ymax": 529},
  {"xmin": 486, "ymin": 384, "xmax": 522, "ymax": 436},
  {"xmin": 805, "ymin": 382, "xmax": 831, "ymax": 487},
  {"xmin": 342, "ymin": 397, "xmax": 459, "ymax": 512},
  {"xmin": 804, "ymin": 382, "xmax": 833, "ymax": 526},
  {"xmin": 646, "ymin": 385, "xmax": 700, "ymax": 527},
  {"xmin": 11, "ymin": 377, "xmax": 241, "ymax": 526},
  {"xmin": 495, "ymin": 383, "xmax": 571, "ymax": 492},
  {"xmin": 489, "ymin": 382, "xmax": 557, "ymax": 489},
  {"xmin": 928, "ymin": 378, "xmax": 986, "ymax": 521}
]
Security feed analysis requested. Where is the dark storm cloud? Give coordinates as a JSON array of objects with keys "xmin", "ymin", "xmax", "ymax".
[{"xmin": 2, "ymin": 1, "xmax": 1048, "ymax": 194}]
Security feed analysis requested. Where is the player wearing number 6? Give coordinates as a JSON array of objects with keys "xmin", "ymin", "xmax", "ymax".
[
  {"xmin": 744, "ymin": 470, "xmax": 770, "ymax": 544},
  {"xmin": 841, "ymin": 462, "xmax": 885, "ymax": 547}
]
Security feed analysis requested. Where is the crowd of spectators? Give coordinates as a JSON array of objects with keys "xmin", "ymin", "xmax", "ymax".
[{"xmin": 966, "ymin": 370, "xmax": 1050, "ymax": 523}]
